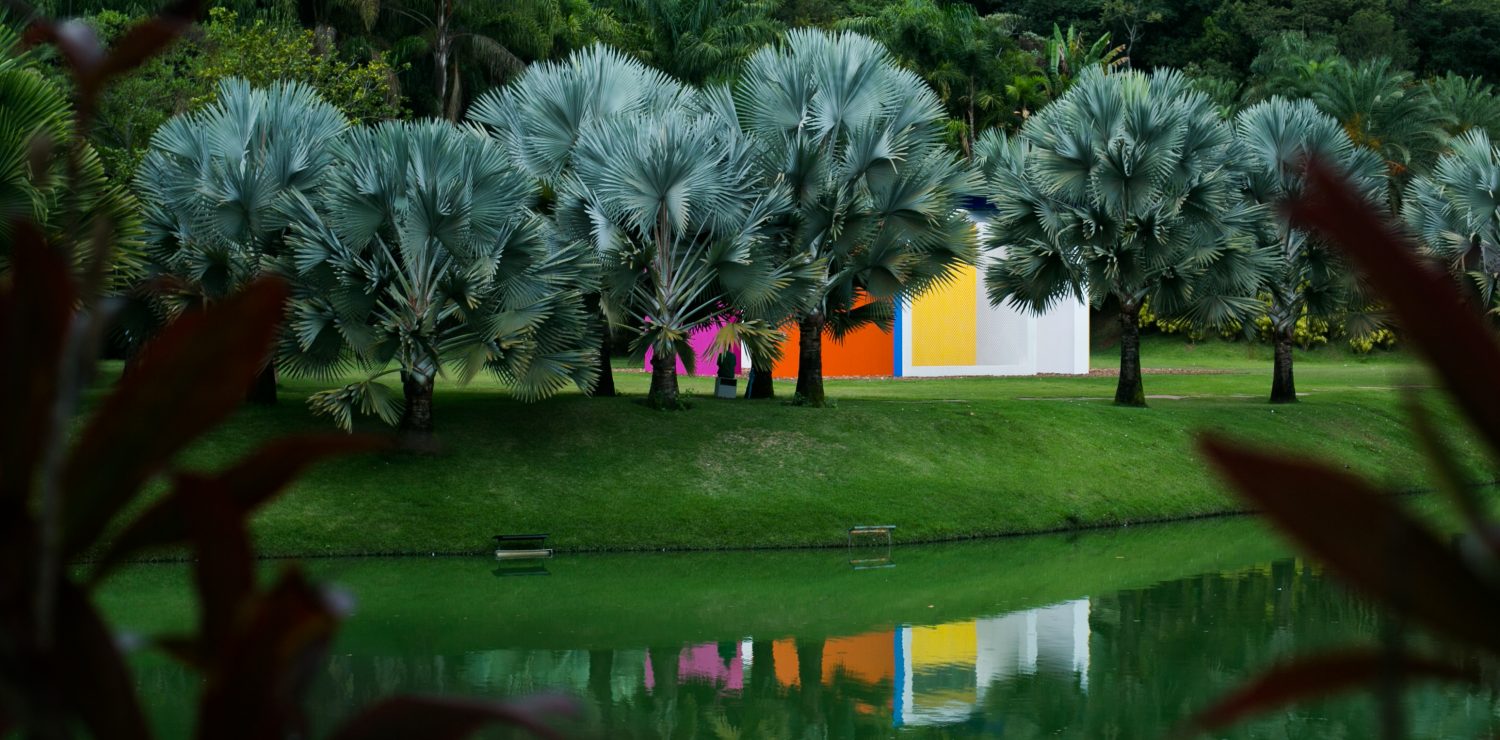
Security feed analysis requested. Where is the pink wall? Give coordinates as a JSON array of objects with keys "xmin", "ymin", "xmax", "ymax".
[{"xmin": 644, "ymin": 324, "xmax": 740, "ymax": 377}]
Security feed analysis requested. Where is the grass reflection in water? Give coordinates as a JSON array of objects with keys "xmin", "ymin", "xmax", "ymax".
[{"xmin": 96, "ymin": 515, "xmax": 1499, "ymax": 738}]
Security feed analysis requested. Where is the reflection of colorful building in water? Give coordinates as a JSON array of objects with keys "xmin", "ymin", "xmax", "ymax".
[
  {"xmin": 897, "ymin": 599, "xmax": 1091, "ymax": 727},
  {"xmin": 456, "ymin": 599, "xmax": 1091, "ymax": 731}
]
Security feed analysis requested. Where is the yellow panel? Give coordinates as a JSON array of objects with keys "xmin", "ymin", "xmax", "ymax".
[
  {"xmin": 910, "ymin": 621, "xmax": 976, "ymax": 669},
  {"xmin": 911, "ymin": 265, "xmax": 977, "ymax": 366}
]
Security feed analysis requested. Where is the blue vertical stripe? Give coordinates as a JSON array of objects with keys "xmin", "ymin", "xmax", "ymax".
[
  {"xmin": 892, "ymin": 625, "xmax": 906, "ymax": 728},
  {"xmin": 892, "ymin": 299, "xmax": 904, "ymax": 377}
]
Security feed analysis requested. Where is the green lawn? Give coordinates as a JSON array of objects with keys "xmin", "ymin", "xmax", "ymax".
[{"xmin": 93, "ymin": 335, "xmax": 1490, "ymax": 557}]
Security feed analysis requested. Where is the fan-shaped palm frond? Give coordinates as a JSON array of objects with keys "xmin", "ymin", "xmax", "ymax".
[{"xmin": 1402, "ymin": 129, "xmax": 1500, "ymax": 313}]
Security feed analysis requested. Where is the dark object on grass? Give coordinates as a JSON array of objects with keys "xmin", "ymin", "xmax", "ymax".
[{"xmin": 715, "ymin": 351, "xmax": 737, "ymax": 399}]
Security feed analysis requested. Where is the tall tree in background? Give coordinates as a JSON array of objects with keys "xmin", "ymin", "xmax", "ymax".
[
  {"xmin": 327, "ymin": 0, "xmax": 619, "ymax": 118},
  {"xmin": 1096, "ymin": 0, "xmax": 1171, "ymax": 64},
  {"xmin": 1311, "ymin": 57, "xmax": 1450, "ymax": 183},
  {"xmin": 839, "ymin": 1, "xmax": 1028, "ymax": 156},
  {"xmin": 1234, "ymin": 97, "xmax": 1386, "ymax": 403},
  {"xmin": 1401, "ymin": 129, "xmax": 1500, "ymax": 309},
  {"xmin": 136, "ymin": 78, "xmax": 346, "ymax": 404},
  {"xmin": 980, "ymin": 68, "xmax": 1261, "ymax": 407},
  {"xmin": 735, "ymin": 30, "xmax": 975, "ymax": 406},
  {"xmin": 612, "ymin": 0, "xmax": 782, "ymax": 86},
  {"xmin": 282, "ymin": 120, "xmax": 596, "ymax": 447}
]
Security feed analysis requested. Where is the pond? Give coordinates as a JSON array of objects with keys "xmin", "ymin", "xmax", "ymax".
[{"xmin": 95, "ymin": 516, "xmax": 1498, "ymax": 738}]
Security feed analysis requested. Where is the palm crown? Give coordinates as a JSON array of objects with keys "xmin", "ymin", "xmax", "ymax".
[{"xmin": 137, "ymin": 78, "xmax": 347, "ymax": 304}]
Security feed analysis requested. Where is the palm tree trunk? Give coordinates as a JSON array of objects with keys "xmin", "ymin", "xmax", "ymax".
[
  {"xmin": 595, "ymin": 335, "xmax": 616, "ymax": 397},
  {"xmin": 1270, "ymin": 331, "xmax": 1298, "ymax": 404},
  {"xmin": 246, "ymin": 362, "xmax": 277, "ymax": 405},
  {"xmin": 434, "ymin": 0, "xmax": 451, "ymax": 118},
  {"xmin": 398, "ymin": 371, "xmax": 436, "ymax": 451},
  {"xmin": 1115, "ymin": 306, "xmax": 1146, "ymax": 407},
  {"xmin": 795, "ymin": 313, "xmax": 826, "ymax": 407},
  {"xmin": 648, "ymin": 355, "xmax": 679, "ymax": 409},
  {"xmin": 746, "ymin": 357, "xmax": 774, "ymax": 399}
]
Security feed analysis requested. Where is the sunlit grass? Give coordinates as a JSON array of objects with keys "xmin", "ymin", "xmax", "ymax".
[{"xmin": 91, "ymin": 335, "xmax": 1486, "ymax": 555}]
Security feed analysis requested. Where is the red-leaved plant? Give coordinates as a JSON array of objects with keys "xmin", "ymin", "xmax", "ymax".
[
  {"xmin": 1187, "ymin": 161, "xmax": 1500, "ymax": 737},
  {"xmin": 0, "ymin": 5, "xmax": 576, "ymax": 738}
]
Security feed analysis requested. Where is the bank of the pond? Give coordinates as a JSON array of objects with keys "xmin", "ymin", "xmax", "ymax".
[{"xmin": 93, "ymin": 337, "xmax": 1485, "ymax": 557}]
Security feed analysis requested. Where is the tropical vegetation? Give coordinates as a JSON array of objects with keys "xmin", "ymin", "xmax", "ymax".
[{"xmin": 1402, "ymin": 129, "xmax": 1500, "ymax": 310}]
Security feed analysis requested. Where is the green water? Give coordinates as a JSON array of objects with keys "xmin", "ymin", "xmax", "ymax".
[{"xmin": 95, "ymin": 517, "xmax": 1499, "ymax": 738}]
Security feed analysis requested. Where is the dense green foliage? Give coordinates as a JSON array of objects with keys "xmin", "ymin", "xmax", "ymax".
[
  {"xmin": 79, "ymin": 8, "xmax": 400, "ymax": 180},
  {"xmin": 0, "ymin": 24, "xmax": 141, "ymax": 286}
]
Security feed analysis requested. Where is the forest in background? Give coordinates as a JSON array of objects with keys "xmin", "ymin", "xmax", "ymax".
[{"xmin": 8, "ymin": 0, "xmax": 1498, "ymax": 181}]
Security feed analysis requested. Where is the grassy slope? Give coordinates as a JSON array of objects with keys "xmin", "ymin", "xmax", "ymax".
[{"xmin": 108, "ymin": 335, "xmax": 1487, "ymax": 556}]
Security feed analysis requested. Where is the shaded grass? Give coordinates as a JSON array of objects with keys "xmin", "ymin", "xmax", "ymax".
[{"xmin": 97, "ymin": 335, "xmax": 1487, "ymax": 556}]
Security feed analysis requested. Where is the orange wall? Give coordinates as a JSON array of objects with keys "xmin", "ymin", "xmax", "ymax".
[{"xmin": 771, "ymin": 322, "xmax": 894, "ymax": 379}]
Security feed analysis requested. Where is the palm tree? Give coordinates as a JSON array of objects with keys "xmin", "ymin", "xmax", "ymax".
[
  {"xmin": 560, "ymin": 95, "xmax": 813, "ymax": 409},
  {"xmin": 1311, "ymin": 57, "xmax": 1450, "ymax": 182},
  {"xmin": 1235, "ymin": 97, "xmax": 1387, "ymax": 403},
  {"xmin": 1244, "ymin": 31, "xmax": 1344, "ymax": 103},
  {"xmin": 0, "ymin": 24, "xmax": 139, "ymax": 287},
  {"xmin": 980, "ymin": 67, "xmax": 1261, "ymax": 407},
  {"xmin": 1401, "ymin": 129, "xmax": 1500, "ymax": 308},
  {"xmin": 136, "ymin": 78, "xmax": 347, "ymax": 404},
  {"xmin": 281, "ymin": 120, "xmax": 597, "ymax": 448},
  {"xmin": 613, "ymin": 0, "xmax": 783, "ymax": 86},
  {"xmin": 1427, "ymin": 73, "xmax": 1500, "ymax": 139},
  {"xmin": 733, "ymin": 29, "xmax": 976, "ymax": 406},
  {"xmin": 468, "ymin": 44, "xmax": 685, "ymax": 396},
  {"xmin": 1042, "ymin": 23, "xmax": 1126, "ymax": 99}
]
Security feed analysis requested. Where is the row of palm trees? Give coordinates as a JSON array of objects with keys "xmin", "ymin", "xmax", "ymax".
[
  {"xmin": 134, "ymin": 30, "xmax": 971, "ymax": 446},
  {"xmin": 131, "ymin": 30, "xmax": 1500, "ymax": 443},
  {"xmin": 983, "ymin": 66, "xmax": 1500, "ymax": 406}
]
